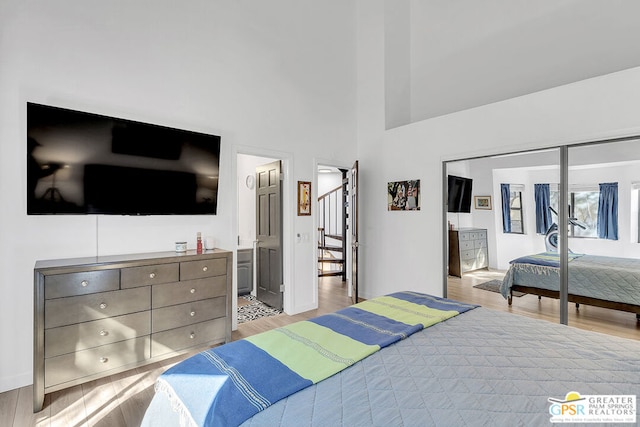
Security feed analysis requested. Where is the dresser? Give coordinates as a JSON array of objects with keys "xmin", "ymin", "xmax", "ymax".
[
  {"xmin": 33, "ymin": 249, "xmax": 232, "ymax": 412},
  {"xmin": 448, "ymin": 228, "xmax": 488, "ymax": 277}
]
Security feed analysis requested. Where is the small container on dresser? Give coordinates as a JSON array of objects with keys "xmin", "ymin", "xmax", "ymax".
[
  {"xmin": 448, "ymin": 228, "xmax": 488, "ymax": 277},
  {"xmin": 33, "ymin": 249, "xmax": 232, "ymax": 412}
]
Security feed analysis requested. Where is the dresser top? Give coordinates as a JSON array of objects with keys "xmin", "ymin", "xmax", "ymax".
[
  {"xmin": 451, "ymin": 227, "xmax": 487, "ymax": 232},
  {"xmin": 35, "ymin": 248, "xmax": 231, "ymax": 271}
]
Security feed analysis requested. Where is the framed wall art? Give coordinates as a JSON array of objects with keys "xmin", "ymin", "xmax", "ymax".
[
  {"xmin": 387, "ymin": 179, "xmax": 420, "ymax": 211},
  {"xmin": 297, "ymin": 181, "xmax": 311, "ymax": 216},
  {"xmin": 474, "ymin": 195, "xmax": 492, "ymax": 210}
]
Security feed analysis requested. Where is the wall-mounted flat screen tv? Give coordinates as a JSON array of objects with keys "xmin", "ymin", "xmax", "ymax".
[
  {"xmin": 447, "ymin": 175, "xmax": 472, "ymax": 213},
  {"xmin": 27, "ymin": 102, "xmax": 220, "ymax": 215}
]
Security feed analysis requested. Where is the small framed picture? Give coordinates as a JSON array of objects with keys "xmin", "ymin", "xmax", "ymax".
[
  {"xmin": 297, "ymin": 181, "xmax": 311, "ymax": 216},
  {"xmin": 474, "ymin": 195, "xmax": 492, "ymax": 210},
  {"xmin": 387, "ymin": 180, "xmax": 420, "ymax": 211}
]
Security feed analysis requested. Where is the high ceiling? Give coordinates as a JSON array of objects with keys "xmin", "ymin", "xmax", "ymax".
[{"xmin": 397, "ymin": 0, "xmax": 640, "ymax": 124}]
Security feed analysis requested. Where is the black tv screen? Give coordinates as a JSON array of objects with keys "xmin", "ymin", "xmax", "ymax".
[
  {"xmin": 27, "ymin": 102, "xmax": 220, "ymax": 215},
  {"xmin": 447, "ymin": 175, "xmax": 472, "ymax": 213}
]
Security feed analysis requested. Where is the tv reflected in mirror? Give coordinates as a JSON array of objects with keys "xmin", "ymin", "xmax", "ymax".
[
  {"xmin": 27, "ymin": 102, "xmax": 221, "ymax": 215},
  {"xmin": 447, "ymin": 175, "xmax": 472, "ymax": 213}
]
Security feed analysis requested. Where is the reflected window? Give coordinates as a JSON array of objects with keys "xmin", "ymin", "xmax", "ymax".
[
  {"xmin": 550, "ymin": 187, "xmax": 602, "ymax": 238},
  {"xmin": 502, "ymin": 184, "xmax": 524, "ymax": 234},
  {"xmin": 570, "ymin": 190, "xmax": 598, "ymax": 238}
]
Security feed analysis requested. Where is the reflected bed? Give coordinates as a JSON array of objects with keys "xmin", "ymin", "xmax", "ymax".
[{"xmin": 501, "ymin": 252, "xmax": 640, "ymax": 318}]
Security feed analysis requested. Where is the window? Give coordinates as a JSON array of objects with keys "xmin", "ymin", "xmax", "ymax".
[
  {"xmin": 509, "ymin": 189, "xmax": 524, "ymax": 234},
  {"xmin": 501, "ymin": 184, "xmax": 524, "ymax": 234},
  {"xmin": 549, "ymin": 186, "xmax": 598, "ymax": 238},
  {"xmin": 570, "ymin": 191, "xmax": 598, "ymax": 238}
]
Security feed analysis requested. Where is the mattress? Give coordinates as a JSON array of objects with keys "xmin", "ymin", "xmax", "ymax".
[
  {"xmin": 142, "ymin": 307, "xmax": 640, "ymax": 426},
  {"xmin": 500, "ymin": 253, "xmax": 640, "ymax": 306}
]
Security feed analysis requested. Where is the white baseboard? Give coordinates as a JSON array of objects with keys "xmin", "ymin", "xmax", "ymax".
[{"xmin": 0, "ymin": 371, "xmax": 31, "ymax": 394}]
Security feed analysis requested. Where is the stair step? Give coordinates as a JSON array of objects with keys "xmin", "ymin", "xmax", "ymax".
[
  {"xmin": 318, "ymin": 245, "xmax": 343, "ymax": 252},
  {"xmin": 318, "ymin": 258, "xmax": 344, "ymax": 264},
  {"xmin": 324, "ymin": 234, "xmax": 343, "ymax": 241}
]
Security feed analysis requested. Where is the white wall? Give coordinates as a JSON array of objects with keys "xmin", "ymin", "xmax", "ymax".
[
  {"xmin": 408, "ymin": 1, "xmax": 640, "ymax": 122},
  {"xmin": 317, "ymin": 170, "xmax": 343, "ymax": 196},
  {"xmin": 0, "ymin": 0, "xmax": 357, "ymax": 393},
  {"xmin": 355, "ymin": 0, "xmax": 640, "ymax": 301}
]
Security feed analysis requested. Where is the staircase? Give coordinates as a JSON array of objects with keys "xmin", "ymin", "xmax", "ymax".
[
  {"xmin": 318, "ymin": 175, "xmax": 347, "ymax": 279},
  {"xmin": 318, "ymin": 227, "xmax": 344, "ymax": 277}
]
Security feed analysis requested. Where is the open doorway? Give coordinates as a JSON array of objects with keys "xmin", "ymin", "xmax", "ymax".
[
  {"xmin": 317, "ymin": 162, "xmax": 358, "ymax": 304},
  {"xmin": 317, "ymin": 165, "xmax": 347, "ymax": 281},
  {"xmin": 236, "ymin": 153, "xmax": 284, "ymax": 324}
]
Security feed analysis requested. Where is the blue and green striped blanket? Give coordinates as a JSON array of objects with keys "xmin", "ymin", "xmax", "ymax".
[{"xmin": 154, "ymin": 291, "xmax": 477, "ymax": 426}]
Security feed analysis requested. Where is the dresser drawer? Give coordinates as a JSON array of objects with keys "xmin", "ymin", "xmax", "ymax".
[
  {"xmin": 180, "ymin": 258, "xmax": 227, "ymax": 281},
  {"xmin": 476, "ymin": 249, "xmax": 488, "ymax": 267},
  {"xmin": 460, "ymin": 258, "xmax": 477, "ymax": 272},
  {"xmin": 45, "ymin": 270, "xmax": 119, "ymax": 299},
  {"xmin": 459, "ymin": 240, "xmax": 474, "ymax": 251},
  {"xmin": 121, "ymin": 263, "xmax": 179, "ymax": 289},
  {"xmin": 151, "ymin": 318, "xmax": 226, "ymax": 358},
  {"xmin": 152, "ymin": 297, "xmax": 226, "ymax": 333},
  {"xmin": 152, "ymin": 275, "xmax": 226, "ymax": 309},
  {"xmin": 474, "ymin": 239, "xmax": 487, "ymax": 249},
  {"xmin": 44, "ymin": 336, "xmax": 150, "ymax": 388},
  {"xmin": 460, "ymin": 249, "xmax": 476, "ymax": 260},
  {"xmin": 45, "ymin": 311, "xmax": 151, "ymax": 358},
  {"xmin": 461, "ymin": 250, "xmax": 488, "ymax": 272},
  {"xmin": 45, "ymin": 287, "xmax": 150, "ymax": 329}
]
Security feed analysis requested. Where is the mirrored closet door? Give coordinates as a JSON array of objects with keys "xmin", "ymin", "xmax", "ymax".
[
  {"xmin": 444, "ymin": 148, "xmax": 561, "ymax": 324},
  {"xmin": 445, "ymin": 137, "xmax": 640, "ymax": 342},
  {"xmin": 567, "ymin": 138, "xmax": 640, "ymax": 338}
]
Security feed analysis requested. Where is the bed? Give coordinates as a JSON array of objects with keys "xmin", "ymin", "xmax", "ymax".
[
  {"xmin": 141, "ymin": 291, "xmax": 640, "ymax": 426},
  {"xmin": 500, "ymin": 252, "xmax": 640, "ymax": 319}
]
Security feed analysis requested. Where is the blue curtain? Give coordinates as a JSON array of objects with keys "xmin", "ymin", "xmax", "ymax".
[
  {"xmin": 534, "ymin": 184, "xmax": 552, "ymax": 234},
  {"xmin": 597, "ymin": 182, "xmax": 618, "ymax": 240},
  {"xmin": 501, "ymin": 184, "xmax": 511, "ymax": 233}
]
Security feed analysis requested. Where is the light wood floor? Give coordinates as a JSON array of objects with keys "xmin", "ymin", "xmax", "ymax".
[
  {"xmin": 4, "ymin": 273, "xmax": 639, "ymax": 426},
  {"xmin": 1, "ymin": 277, "xmax": 351, "ymax": 427}
]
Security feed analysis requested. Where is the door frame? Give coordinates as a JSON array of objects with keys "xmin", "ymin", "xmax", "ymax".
[
  {"xmin": 232, "ymin": 145, "xmax": 292, "ymax": 331},
  {"xmin": 314, "ymin": 158, "xmax": 354, "ymax": 300}
]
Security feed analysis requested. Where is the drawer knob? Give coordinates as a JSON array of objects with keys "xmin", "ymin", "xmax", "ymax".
[
  {"xmin": 190, "ymin": 311, "xmax": 196, "ymax": 317},
  {"xmin": 99, "ymin": 357, "xmax": 109, "ymax": 364},
  {"xmin": 149, "ymin": 272, "xmax": 156, "ymax": 279},
  {"xmin": 99, "ymin": 330, "xmax": 109, "ymax": 337},
  {"xmin": 190, "ymin": 288, "xmax": 196, "ymax": 294},
  {"xmin": 189, "ymin": 332, "xmax": 195, "ymax": 339},
  {"xmin": 202, "ymin": 266, "xmax": 208, "ymax": 272},
  {"xmin": 81, "ymin": 280, "xmax": 89, "ymax": 287},
  {"xmin": 99, "ymin": 303, "xmax": 107, "ymax": 309}
]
